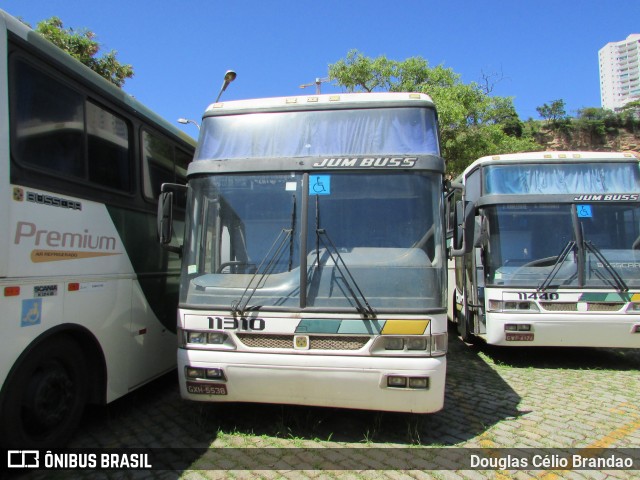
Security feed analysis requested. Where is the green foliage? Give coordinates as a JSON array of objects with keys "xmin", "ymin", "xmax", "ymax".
[
  {"xmin": 328, "ymin": 50, "xmax": 541, "ymax": 176},
  {"xmin": 34, "ymin": 17, "xmax": 133, "ymax": 88},
  {"xmin": 536, "ymin": 99, "xmax": 568, "ymax": 128}
]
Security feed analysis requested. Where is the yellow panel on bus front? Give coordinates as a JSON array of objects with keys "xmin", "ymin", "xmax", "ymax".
[{"xmin": 381, "ymin": 320, "xmax": 429, "ymax": 335}]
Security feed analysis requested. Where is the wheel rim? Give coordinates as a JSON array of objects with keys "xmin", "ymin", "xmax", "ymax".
[{"xmin": 24, "ymin": 360, "xmax": 75, "ymax": 434}]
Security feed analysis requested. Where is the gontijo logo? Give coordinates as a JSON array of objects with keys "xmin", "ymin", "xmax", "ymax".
[{"xmin": 14, "ymin": 221, "xmax": 122, "ymax": 263}]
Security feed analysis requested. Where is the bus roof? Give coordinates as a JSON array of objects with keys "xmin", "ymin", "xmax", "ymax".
[
  {"xmin": 460, "ymin": 151, "xmax": 639, "ymax": 178},
  {"xmin": 203, "ymin": 92, "xmax": 436, "ymax": 117},
  {"xmin": 0, "ymin": 9, "xmax": 195, "ymax": 148}
]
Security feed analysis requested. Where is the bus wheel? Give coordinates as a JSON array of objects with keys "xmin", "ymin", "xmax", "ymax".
[{"xmin": 0, "ymin": 335, "xmax": 88, "ymax": 448}]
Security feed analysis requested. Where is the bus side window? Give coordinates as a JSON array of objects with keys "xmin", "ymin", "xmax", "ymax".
[
  {"xmin": 142, "ymin": 131, "xmax": 188, "ymax": 207},
  {"xmin": 87, "ymin": 101, "xmax": 131, "ymax": 191},
  {"xmin": 11, "ymin": 58, "xmax": 85, "ymax": 178}
]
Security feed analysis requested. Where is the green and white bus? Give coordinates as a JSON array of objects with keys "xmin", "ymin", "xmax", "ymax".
[
  {"xmin": 448, "ymin": 151, "xmax": 640, "ymax": 347},
  {"xmin": 159, "ymin": 92, "xmax": 449, "ymax": 413},
  {"xmin": 0, "ymin": 9, "xmax": 195, "ymax": 447}
]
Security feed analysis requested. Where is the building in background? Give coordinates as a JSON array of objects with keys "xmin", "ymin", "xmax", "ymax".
[{"xmin": 599, "ymin": 34, "xmax": 640, "ymax": 111}]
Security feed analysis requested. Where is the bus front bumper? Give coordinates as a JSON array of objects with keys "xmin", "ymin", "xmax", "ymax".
[
  {"xmin": 178, "ymin": 349, "xmax": 446, "ymax": 414},
  {"xmin": 486, "ymin": 313, "xmax": 640, "ymax": 347}
]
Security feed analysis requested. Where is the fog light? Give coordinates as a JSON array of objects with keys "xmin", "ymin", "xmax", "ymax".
[
  {"xmin": 206, "ymin": 368, "xmax": 224, "ymax": 379},
  {"xmin": 406, "ymin": 337, "xmax": 427, "ymax": 350},
  {"xmin": 185, "ymin": 367, "xmax": 204, "ymax": 379},
  {"xmin": 385, "ymin": 338, "xmax": 404, "ymax": 350},
  {"xmin": 408, "ymin": 377, "xmax": 429, "ymax": 389},
  {"xmin": 387, "ymin": 376, "xmax": 407, "ymax": 387}
]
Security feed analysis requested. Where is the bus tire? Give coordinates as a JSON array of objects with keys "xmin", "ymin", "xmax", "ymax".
[{"xmin": 0, "ymin": 335, "xmax": 88, "ymax": 448}]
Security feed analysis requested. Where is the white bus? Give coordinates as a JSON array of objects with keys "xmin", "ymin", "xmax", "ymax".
[
  {"xmin": 0, "ymin": 10, "xmax": 196, "ymax": 447},
  {"xmin": 448, "ymin": 151, "xmax": 640, "ymax": 347},
  {"xmin": 159, "ymin": 92, "xmax": 448, "ymax": 413}
]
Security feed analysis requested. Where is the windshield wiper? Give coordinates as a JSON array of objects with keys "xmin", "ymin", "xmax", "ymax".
[
  {"xmin": 538, "ymin": 240, "xmax": 576, "ymax": 291},
  {"xmin": 231, "ymin": 227, "xmax": 292, "ymax": 316},
  {"xmin": 313, "ymin": 196, "xmax": 375, "ymax": 318},
  {"xmin": 232, "ymin": 194, "xmax": 298, "ymax": 316},
  {"xmin": 584, "ymin": 240, "xmax": 628, "ymax": 292},
  {"xmin": 316, "ymin": 229, "xmax": 376, "ymax": 318}
]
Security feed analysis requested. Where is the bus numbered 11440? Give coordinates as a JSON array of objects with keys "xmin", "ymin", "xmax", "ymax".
[
  {"xmin": 158, "ymin": 92, "xmax": 449, "ymax": 413},
  {"xmin": 0, "ymin": 10, "xmax": 196, "ymax": 447},
  {"xmin": 448, "ymin": 151, "xmax": 640, "ymax": 348}
]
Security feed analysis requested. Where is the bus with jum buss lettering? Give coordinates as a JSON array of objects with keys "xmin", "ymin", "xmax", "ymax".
[
  {"xmin": 159, "ymin": 92, "xmax": 449, "ymax": 413},
  {"xmin": 0, "ymin": 9, "xmax": 196, "ymax": 447},
  {"xmin": 448, "ymin": 151, "xmax": 640, "ymax": 347}
]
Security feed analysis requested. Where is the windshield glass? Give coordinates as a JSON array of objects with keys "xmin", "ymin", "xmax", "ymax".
[
  {"xmin": 483, "ymin": 162, "xmax": 640, "ymax": 195},
  {"xmin": 181, "ymin": 172, "xmax": 445, "ymax": 312},
  {"xmin": 484, "ymin": 204, "xmax": 640, "ymax": 288},
  {"xmin": 195, "ymin": 107, "xmax": 439, "ymax": 159}
]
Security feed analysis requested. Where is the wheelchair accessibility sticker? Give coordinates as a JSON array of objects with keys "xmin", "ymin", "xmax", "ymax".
[
  {"xmin": 21, "ymin": 298, "xmax": 42, "ymax": 327},
  {"xmin": 309, "ymin": 175, "xmax": 331, "ymax": 195},
  {"xmin": 577, "ymin": 205, "xmax": 593, "ymax": 218}
]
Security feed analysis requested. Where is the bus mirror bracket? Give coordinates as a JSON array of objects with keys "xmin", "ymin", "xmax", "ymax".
[{"xmin": 157, "ymin": 183, "xmax": 186, "ymax": 255}]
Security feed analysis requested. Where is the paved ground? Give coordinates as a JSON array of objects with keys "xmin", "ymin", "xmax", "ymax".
[{"xmin": 16, "ymin": 328, "xmax": 640, "ymax": 479}]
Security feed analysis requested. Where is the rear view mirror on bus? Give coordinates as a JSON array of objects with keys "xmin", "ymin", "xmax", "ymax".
[{"xmin": 157, "ymin": 191, "xmax": 174, "ymax": 245}]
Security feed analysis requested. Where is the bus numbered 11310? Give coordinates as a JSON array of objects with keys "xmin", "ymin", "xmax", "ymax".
[
  {"xmin": 0, "ymin": 9, "xmax": 196, "ymax": 447},
  {"xmin": 159, "ymin": 92, "xmax": 449, "ymax": 413},
  {"xmin": 448, "ymin": 151, "xmax": 640, "ymax": 348}
]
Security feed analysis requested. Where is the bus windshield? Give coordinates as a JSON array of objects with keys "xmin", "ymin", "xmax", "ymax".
[
  {"xmin": 181, "ymin": 171, "xmax": 445, "ymax": 312},
  {"xmin": 483, "ymin": 162, "xmax": 640, "ymax": 195},
  {"xmin": 484, "ymin": 204, "xmax": 640, "ymax": 288},
  {"xmin": 195, "ymin": 107, "xmax": 439, "ymax": 159}
]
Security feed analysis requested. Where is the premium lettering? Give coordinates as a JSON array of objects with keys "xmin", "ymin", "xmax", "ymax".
[{"xmin": 14, "ymin": 221, "xmax": 116, "ymax": 250}]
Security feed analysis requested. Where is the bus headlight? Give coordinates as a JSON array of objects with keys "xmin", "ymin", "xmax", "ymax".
[
  {"xmin": 488, "ymin": 300, "xmax": 539, "ymax": 312},
  {"xmin": 384, "ymin": 337, "xmax": 405, "ymax": 350},
  {"xmin": 182, "ymin": 330, "xmax": 236, "ymax": 349},
  {"xmin": 371, "ymin": 335, "xmax": 446, "ymax": 356},
  {"xmin": 626, "ymin": 302, "xmax": 640, "ymax": 313}
]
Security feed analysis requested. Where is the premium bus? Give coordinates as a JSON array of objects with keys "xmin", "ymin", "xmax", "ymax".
[
  {"xmin": 159, "ymin": 92, "xmax": 448, "ymax": 413},
  {"xmin": 448, "ymin": 151, "xmax": 640, "ymax": 347},
  {"xmin": 0, "ymin": 9, "xmax": 196, "ymax": 447}
]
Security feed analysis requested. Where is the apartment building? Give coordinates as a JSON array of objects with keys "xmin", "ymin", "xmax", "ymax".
[{"xmin": 599, "ymin": 34, "xmax": 640, "ymax": 111}]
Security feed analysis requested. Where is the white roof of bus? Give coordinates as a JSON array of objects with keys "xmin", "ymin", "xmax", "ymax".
[
  {"xmin": 203, "ymin": 92, "xmax": 436, "ymax": 116},
  {"xmin": 460, "ymin": 151, "xmax": 639, "ymax": 178}
]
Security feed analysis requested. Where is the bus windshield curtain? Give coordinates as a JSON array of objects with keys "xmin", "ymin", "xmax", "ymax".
[
  {"xmin": 196, "ymin": 108, "xmax": 439, "ymax": 160},
  {"xmin": 484, "ymin": 163, "xmax": 640, "ymax": 195}
]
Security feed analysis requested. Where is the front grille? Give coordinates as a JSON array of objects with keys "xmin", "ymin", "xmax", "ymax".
[
  {"xmin": 539, "ymin": 302, "xmax": 624, "ymax": 312},
  {"xmin": 587, "ymin": 303, "xmax": 624, "ymax": 312},
  {"xmin": 540, "ymin": 302, "xmax": 578, "ymax": 311},
  {"xmin": 236, "ymin": 333, "xmax": 370, "ymax": 350}
]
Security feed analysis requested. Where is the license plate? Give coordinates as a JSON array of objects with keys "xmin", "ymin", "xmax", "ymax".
[
  {"xmin": 186, "ymin": 382, "xmax": 228, "ymax": 395},
  {"xmin": 506, "ymin": 333, "xmax": 534, "ymax": 341}
]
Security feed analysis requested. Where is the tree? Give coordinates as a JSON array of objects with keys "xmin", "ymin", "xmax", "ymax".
[
  {"xmin": 536, "ymin": 99, "xmax": 568, "ymax": 128},
  {"xmin": 33, "ymin": 17, "xmax": 133, "ymax": 87},
  {"xmin": 328, "ymin": 50, "xmax": 540, "ymax": 176}
]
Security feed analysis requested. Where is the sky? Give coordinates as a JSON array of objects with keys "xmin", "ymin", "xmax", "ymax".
[{"xmin": 3, "ymin": 0, "xmax": 639, "ymax": 137}]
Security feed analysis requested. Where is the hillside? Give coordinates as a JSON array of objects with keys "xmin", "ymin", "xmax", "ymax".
[{"xmin": 534, "ymin": 128, "xmax": 639, "ymax": 153}]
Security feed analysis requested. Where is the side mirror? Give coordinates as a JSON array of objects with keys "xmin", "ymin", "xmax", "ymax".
[
  {"xmin": 157, "ymin": 183, "xmax": 187, "ymax": 255},
  {"xmin": 157, "ymin": 191, "xmax": 174, "ymax": 245},
  {"xmin": 449, "ymin": 200, "xmax": 475, "ymax": 257}
]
